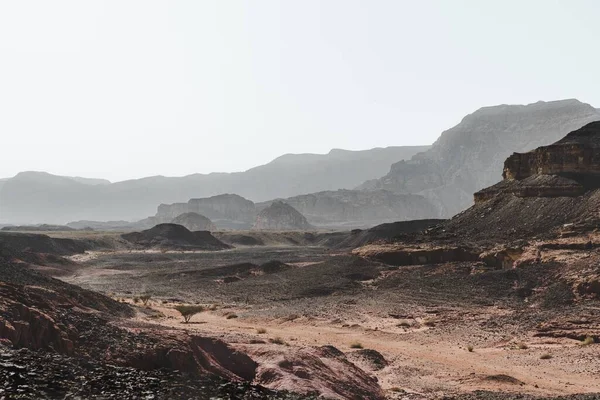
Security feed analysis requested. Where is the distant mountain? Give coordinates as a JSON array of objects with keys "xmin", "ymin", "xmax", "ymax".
[
  {"xmin": 157, "ymin": 190, "xmax": 437, "ymax": 230},
  {"xmin": 0, "ymin": 146, "xmax": 426, "ymax": 224},
  {"xmin": 359, "ymin": 99, "xmax": 600, "ymax": 217}
]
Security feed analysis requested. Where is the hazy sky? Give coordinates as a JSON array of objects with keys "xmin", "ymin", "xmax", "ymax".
[{"xmin": 1, "ymin": 0, "xmax": 599, "ymax": 181}]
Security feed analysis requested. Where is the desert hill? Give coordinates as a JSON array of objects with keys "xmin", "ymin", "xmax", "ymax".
[
  {"xmin": 253, "ymin": 201, "xmax": 312, "ymax": 231},
  {"xmin": 359, "ymin": 99, "xmax": 600, "ymax": 217}
]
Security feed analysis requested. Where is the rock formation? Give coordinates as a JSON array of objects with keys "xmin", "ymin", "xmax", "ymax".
[
  {"xmin": 121, "ymin": 224, "xmax": 231, "ymax": 250},
  {"xmin": 260, "ymin": 189, "xmax": 438, "ymax": 229},
  {"xmin": 359, "ymin": 99, "xmax": 600, "ymax": 217},
  {"xmin": 171, "ymin": 212, "xmax": 216, "ymax": 231},
  {"xmin": 253, "ymin": 201, "xmax": 312, "ymax": 231}
]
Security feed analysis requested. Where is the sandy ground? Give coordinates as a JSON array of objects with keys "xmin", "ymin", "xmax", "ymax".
[
  {"xmin": 123, "ymin": 300, "xmax": 600, "ymax": 398},
  {"xmin": 58, "ymin": 245, "xmax": 600, "ymax": 399}
]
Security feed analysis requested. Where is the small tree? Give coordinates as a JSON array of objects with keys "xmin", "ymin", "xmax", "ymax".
[
  {"xmin": 140, "ymin": 294, "xmax": 152, "ymax": 305},
  {"xmin": 174, "ymin": 305, "xmax": 205, "ymax": 323}
]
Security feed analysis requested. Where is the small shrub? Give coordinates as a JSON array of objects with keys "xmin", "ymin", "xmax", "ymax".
[
  {"xmin": 517, "ymin": 342, "xmax": 528, "ymax": 350},
  {"xmin": 132, "ymin": 296, "xmax": 140, "ymax": 304},
  {"xmin": 208, "ymin": 303, "xmax": 218, "ymax": 311},
  {"xmin": 467, "ymin": 345, "xmax": 474, "ymax": 352},
  {"xmin": 540, "ymin": 353, "xmax": 552, "ymax": 360},
  {"xmin": 139, "ymin": 294, "xmax": 152, "ymax": 305},
  {"xmin": 423, "ymin": 318, "xmax": 436, "ymax": 327},
  {"xmin": 174, "ymin": 305, "xmax": 205, "ymax": 323},
  {"xmin": 226, "ymin": 313, "xmax": 238, "ymax": 319},
  {"xmin": 269, "ymin": 337, "xmax": 286, "ymax": 345},
  {"xmin": 397, "ymin": 321, "xmax": 412, "ymax": 328},
  {"xmin": 350, "ymin": 341, "xmax": 363, "ymax": 349},
  {"xmin": 582, "ymin": 336, "xmax": 595, "ymax": 346},
  {"xmin": 256, "ymin": 327, "xmax": 267, "ymax": 334}
]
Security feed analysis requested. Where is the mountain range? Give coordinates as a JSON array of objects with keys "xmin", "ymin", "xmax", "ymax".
[
  {"xmin": 0, "ymin": 146, "xmax": 427, "ymax": 224},
  {"xmin": 2, "ymin": 99, "xmax": 599, "ymax": 227}
]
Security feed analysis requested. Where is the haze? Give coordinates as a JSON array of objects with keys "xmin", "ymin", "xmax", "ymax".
[{"xmin": 1, "ymin": 0, "xmax": 599, "ymax": 181}]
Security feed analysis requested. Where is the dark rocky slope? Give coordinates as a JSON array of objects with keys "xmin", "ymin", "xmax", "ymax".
[
  {"xmin": 122, "ymin": 223, "xmax": 231, "ymax": 250},
  {"xmin": 360, "ymin": 99, "xmax": 600, "ymax": 217}
]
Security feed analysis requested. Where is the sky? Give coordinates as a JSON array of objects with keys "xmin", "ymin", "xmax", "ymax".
[{"xmin": 1, "ymin": 0, "xmax": 599, "ymax": 182}]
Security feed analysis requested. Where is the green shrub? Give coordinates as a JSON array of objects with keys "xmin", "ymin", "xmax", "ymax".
[
  {"xmin": 174, "ymin": 305, "xmax": 205, "ymax": 323},
  {"xmin": 349, "ymin": 341, "xmax": 363, "ymax": 349}
]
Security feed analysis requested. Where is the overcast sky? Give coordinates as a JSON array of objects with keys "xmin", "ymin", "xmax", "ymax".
[{"xmin": 1, "ymin": 0, "xmax": 599, "ymax": 181}]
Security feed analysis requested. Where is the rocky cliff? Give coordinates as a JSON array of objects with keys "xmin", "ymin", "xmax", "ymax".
[
  {"xmin": 261, "ymin": 189, "xmax": 438, "ymax": 229},
  {"xmin": 157, "ymin": 194, "xmax": 256, "ymax": 229},
  {"xmin": 440, "ymin": 121, "xmax": 600, "ymax": 242},
  {"xmin": 253, "ymin": 201, "xmax": 312, "ymax": 231},
  {"xmin": 359, "ymin": 99, "xmax": 600, "ymax": 217}
]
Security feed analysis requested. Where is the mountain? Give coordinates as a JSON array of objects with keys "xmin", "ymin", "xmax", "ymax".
[
  {"xmin": 0, "ymin": 146, "xmax": 426, "ymax": 224},
  {"xmin": 359, "ymin": 99, "xmax": 600, "ymax": 217}
]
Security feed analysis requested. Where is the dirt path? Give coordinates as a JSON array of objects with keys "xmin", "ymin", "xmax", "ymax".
[{"xmin": 131, "ymin": 303, "xmax": 600, "ymax": 397}]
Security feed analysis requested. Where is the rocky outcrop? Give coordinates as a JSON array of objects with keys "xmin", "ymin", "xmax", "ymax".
[
  {"xmin": 359, "ymin": 99, "xmax": 600, "ymax": 217},
  {"xmin": 171, "ymin": 212, "xmax": 216, "ymax": 231},
  {"xmin": 157, "ymin": 194, "xmax": 256, "ymax": 229},
  {"xmin": 261, "ymin": 189, "xmax": 438, "ymax": 229},
  {"xmin": 475, "ymin": 121, "xmax": 600, "ymax": 203},
  {"xmin": 502, "ymin": 121, "xmax": 600, "ymax": 186},
  {"xmin": 121, "ymin": 224, "xmax": 231, "ymax": 250},
  {"xmin": 253, "ymin": 202, "xmax": 312, "ymax": 231}
]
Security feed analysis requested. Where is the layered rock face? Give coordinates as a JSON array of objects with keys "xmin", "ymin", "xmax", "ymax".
[
  {"xmin": 260, "ymin": 189, "xmax": 437, "ymax": 229},
  {"xmin": 503, "ymin": 121, "xmax": 600, "ymax": 185},
  {"xmin": 475, "ymin": 121, "xmax": 600, "ymax": 203},
  {"xmin": 157, "ymin": 194, "xmax": 256, "ymax": 229},
  {"xmin": 359, "ymin": 99, "xmax": 600, "ymax": 217},
  {"xmin": 171, "ymin": 212, "xmax": 216, "ymax": 231},
  {"xmin": 253, "ymin": 201, "xmax": 312, "ymax": 231}
]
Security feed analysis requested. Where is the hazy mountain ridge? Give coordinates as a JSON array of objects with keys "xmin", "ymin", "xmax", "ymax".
[
  {"xmin": 359, "ymin": 99, "xmax": 600, "ymax": 216},
  {"xmin": 0, "ymin": 146, "xmax": 426, "ymax": 224}
]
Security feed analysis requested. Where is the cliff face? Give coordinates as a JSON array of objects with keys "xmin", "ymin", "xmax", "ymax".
[
  {"xmin": 359, "ymin": 99, "xmax": 600, "ymax": 217},
  {"xmin": 156, "ymin": 194, "xmax": 256, "ymax": 229},
  {"xmin": 266, "ymin": 189, "xmax": 437, "ymax": 228},
  {"xmin": 503, "ymin": 121, "xmax": 600, "ymax": 185},
  {"xmin": 253, "ymin": 201, "xmax": 312, "ymax": 231},
  {"xmin": 474, "ymin": 121, "xmax": 600, "ymax": 203}
]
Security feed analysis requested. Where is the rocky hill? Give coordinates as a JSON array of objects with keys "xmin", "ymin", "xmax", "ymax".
[
  {"xmin": 253, "ymin": 201, "xmax": 312, "ymax": 231},
  {"xmin": 415, "ymin": 121, "xmax": 600, "ymax": 245},
  {"xmin": 0, "ymin": 146, "xmax": 425, "ymax": 224},
  {"xmin": 359, "ymin": 99, "xmax": 600, "ymax": 217},
  {"xmin": 121, "ymin": 224, "xmax": 231, "ymax": 250},
  {"xmin": 171, "ymin": 212, "xmax": 216, "ymax": 231}
]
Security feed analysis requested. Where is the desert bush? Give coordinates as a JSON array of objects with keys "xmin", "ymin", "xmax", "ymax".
[
  {"xmin": 269, "ymin": 337, "xmax": 286, "ymax": 345},
  {"xmin": 540, "ymin": 353, "xmax": 552, "ymax": 360},
  {"xmin": 397, "ymin": 321, "xmax": 412, "ymax": 328},
  {"xmin": 256, "ymin": 327, "xmax": 267, "ymax": 334},
  {"xmin": 516, "ymin": 342, "xmax": 528, "ymax": 350},
  {"xmin": 226, "ymin": 313, "xmax": 238, "ymax": 319},
  {"xmin": 467, "ymin": 345, "xmax": 474, "ymax": 352},
  {"xmin": 133, "ymin": 296, "xmax": 140, "ymax": 304},
  {"xmin": 139, "ymin": 294, "xmax": 152, "ymax": 305},
  {"xmin": 350, "ymin": 341, "xmax": 363, "ymax": 349},
  {"xmin": 174, "ymin": 305, "xmax": 205, "ymax": 323},
  {"xmin": 208, "ymin": 303, "xmax": 218, "ymax": 311},
  {"xmin": 582, "ymin": 336, "xmax": 595, "ymax": 346}
]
